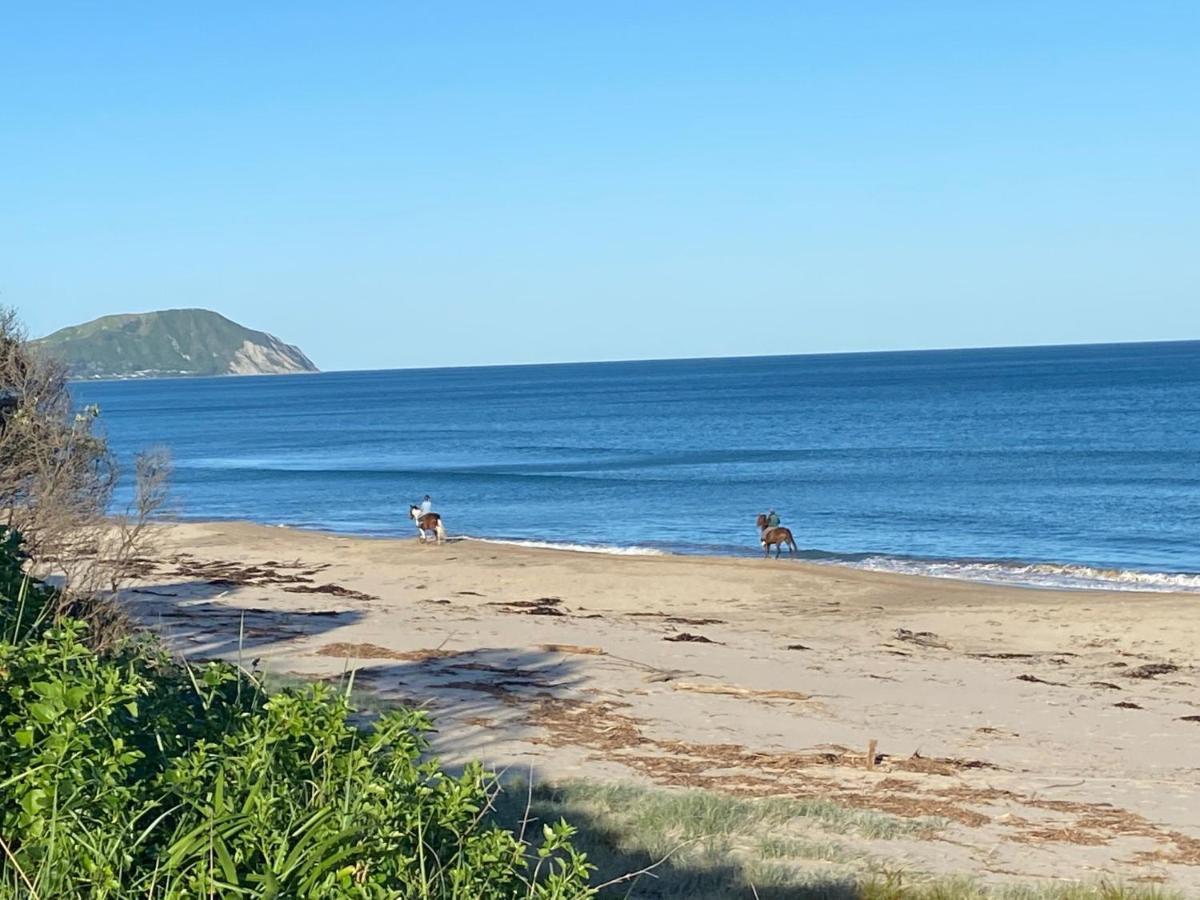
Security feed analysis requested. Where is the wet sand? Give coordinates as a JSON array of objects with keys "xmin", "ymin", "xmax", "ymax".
[{"xmin": 127, "ymin": 521, "xmax": 1200, "ymax": 889}]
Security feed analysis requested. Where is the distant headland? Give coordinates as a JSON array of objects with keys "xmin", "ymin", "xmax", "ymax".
[{"xmin": 33, "ymin": 308, "xmax": 318, "ymax": 379}]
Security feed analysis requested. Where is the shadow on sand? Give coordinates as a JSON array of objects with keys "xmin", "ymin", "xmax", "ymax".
[
  {"xmin": 124, "ymin": 580, "xmax": 366, "ymax": 661},
  {"xmin": 125, "ymin": 578, "xmax": 593, "ymax": 763}
]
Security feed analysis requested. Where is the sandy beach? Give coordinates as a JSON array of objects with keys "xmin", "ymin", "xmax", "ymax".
[{"xmin": 127, "ymin": 521, "xmax": 1200, "ymax": 890}]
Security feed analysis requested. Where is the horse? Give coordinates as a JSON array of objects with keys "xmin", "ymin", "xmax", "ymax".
[
  {"xmin": 756, "ymin": 513, "xmax": 797, "ymax": 558},
  {"xmin": 410, "ymin": 506, "xmax": 447, "ymax": 544}
]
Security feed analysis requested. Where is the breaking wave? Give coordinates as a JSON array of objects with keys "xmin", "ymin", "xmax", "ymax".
[
  {"xmin": 461, "ymin": 536, "xmax": 667, "ymax": 556},
  {"xmin": 844, "ymin": 556, "xmax": 1200, "ymax": 593}
]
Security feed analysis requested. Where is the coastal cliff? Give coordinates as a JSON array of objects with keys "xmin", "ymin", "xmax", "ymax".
[{"xmin": 34, "ymin": 308, "xmax": 318, "ymax": 379}]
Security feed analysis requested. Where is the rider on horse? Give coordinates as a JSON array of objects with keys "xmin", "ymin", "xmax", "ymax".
[
  {"xmin": 756, "ymin": 509, "xmax": 796, "ymax": 558},
  {"xmin": 411, "ymin": 495, "xmax": 446, "ymax": 544}
]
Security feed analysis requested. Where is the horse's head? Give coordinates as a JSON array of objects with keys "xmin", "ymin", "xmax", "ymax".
[
  {"xmin": 409, "ymin": 505, "xmax": 420, "ymax": 520},
  {"xmin": 755, "ymin": 513, "xmax": 767, "ymax": 529}
]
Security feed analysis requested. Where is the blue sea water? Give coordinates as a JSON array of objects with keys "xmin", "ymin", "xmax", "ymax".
[{"xmin": 73, "ymin": 342, "xmax": 1200, "ymax": 592}]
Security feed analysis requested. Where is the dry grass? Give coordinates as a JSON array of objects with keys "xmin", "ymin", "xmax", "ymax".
[{"xmin": 491, "ymin": 779, "xmax": 1179, "ymax": 899}]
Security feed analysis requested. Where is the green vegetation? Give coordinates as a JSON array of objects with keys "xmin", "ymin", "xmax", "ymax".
[
  {"xmin": 0, "ymin": 536, "xmax": 592, "ymax": 899},
  {"xmin": 32, "ymin": 308, "xmax": 317, "ymax": 378}
]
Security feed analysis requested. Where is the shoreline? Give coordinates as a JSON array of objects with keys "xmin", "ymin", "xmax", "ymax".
[
  {"xmin": 459, "ymin": 534, "xmax": 1200, "ymax": 594},
  {"xmin": 160, "ymin": 514, "xmax": 1200, "ymax": 595}
]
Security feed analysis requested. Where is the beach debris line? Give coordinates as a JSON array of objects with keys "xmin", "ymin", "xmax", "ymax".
[
  {"xmin": 1016, "ymin": 673, "xmax": 1067, "ymax": 686},
  {"xmin": 283, "ymin": 583, "xmax": 378, "ymax": 601},
  {"xmin": 157, "ymin": 553, "xmax": 378, "ymax": 600},
  {"xmin": 629, "ymin": 612, "xmax": 727, "ymax": 626},
  {"xmin": 669, "ymin": 681, "xmax": 811, "ymax": 702},
  {"xmin": 539, "ymin": 643, "xmax": 605, "ymax": 655},
  {"xmin": 975, "ymin": 726, "xmax": 1019, "ymax": 737},
  {"xmin": 663, "ymin": 632, "xmax": 720, "ymax": 644},
  {"xmin": 1126, "ymin": 662, "xmax": 1179, "ymax": 679},
  {"xmin": 490, "ymin": 596, "xmax": 567, "ymax": 616},
  {"xmin": 899, "ymin": 752, "xmax": 999, "ymax": 775},
  {"xmin": 892, "ymin": 628, "xmax": 950, "ymax": 649},
  {"xmin": 642, "ymin": 669, "xmax": 702, "ymax": 684},
  {"xmin": 525, "ymin": 695, "xmax": 1001, "ymax": 787}
]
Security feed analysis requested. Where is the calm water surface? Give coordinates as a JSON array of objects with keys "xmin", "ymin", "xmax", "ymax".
[{"xmin": 74, "ymin": 342, "xmax": 1200, "ymax": 591}]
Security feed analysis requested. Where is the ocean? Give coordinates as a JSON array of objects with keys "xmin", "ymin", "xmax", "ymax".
[{"xmin": 73, "ymin": 341, "xmax": 1200, "ymax": 592}]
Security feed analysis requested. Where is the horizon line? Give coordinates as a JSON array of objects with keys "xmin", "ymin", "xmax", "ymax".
[{"xmin": 315, "ymin": 335, "xmax": 1197, "ymax": 376}]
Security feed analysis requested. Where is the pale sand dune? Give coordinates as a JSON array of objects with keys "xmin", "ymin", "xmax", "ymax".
[{"xmin": 128, "ymin": 521, "xmax": 1200, "ymax": 889}]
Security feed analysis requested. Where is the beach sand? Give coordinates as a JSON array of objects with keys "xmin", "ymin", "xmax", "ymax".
[{"xmin": 127, "ymin": 521, "xmax": 1200, "ymax": 889}]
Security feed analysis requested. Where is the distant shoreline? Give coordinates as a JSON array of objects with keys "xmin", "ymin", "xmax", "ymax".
[{"xmin": 69, "ymin": 369, "xmax": 319, "ymax": 383}]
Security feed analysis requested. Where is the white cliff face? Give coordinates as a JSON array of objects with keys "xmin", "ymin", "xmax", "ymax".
[{"xmin": 227, "ymin": 337, "xmax": 318, "ymax": 375}]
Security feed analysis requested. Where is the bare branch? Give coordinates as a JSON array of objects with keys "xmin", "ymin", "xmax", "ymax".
[{"xmin": 0, "ymin": 305, "xmax": 171, "ymax": 647}]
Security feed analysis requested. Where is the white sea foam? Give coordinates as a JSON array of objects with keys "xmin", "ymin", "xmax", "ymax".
[
  {"xmin": 465, "ymin": 536, "xmax": 1197, "ymax": 590},
  {"xmin": 461, "ymin": 536, "xmax": 667, "ymax": 556},
  {"xmin": 846, "ymin": 556, "xmax": 1200, "ymax": 593}
]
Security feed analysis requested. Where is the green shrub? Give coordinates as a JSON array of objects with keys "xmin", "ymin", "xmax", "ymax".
[
  {"xmin": 0, "ymin": 532, "xmax": 55, "ymax": 644},
  {"xmin": 0, "ymin": 538, "xmax": 594, "ymax": 899}
]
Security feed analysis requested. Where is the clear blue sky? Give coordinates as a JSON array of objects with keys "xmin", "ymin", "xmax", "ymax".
[{"xmin": 4, "ymin": 2, "xmax": 1197, "ymax": 370}]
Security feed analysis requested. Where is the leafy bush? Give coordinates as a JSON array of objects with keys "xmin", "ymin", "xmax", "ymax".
[{"xmin": 0, "ymin": 536, "xmax": 594, "ymax": 899}]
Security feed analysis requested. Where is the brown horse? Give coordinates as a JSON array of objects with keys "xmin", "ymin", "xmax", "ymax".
[
  {"xmin": 410, "ymin": 506, "xmax": 447, "ymax": 544},
  {"xmin": 756, "ymin": 513, "xmax": 797, "ymax": 558}
]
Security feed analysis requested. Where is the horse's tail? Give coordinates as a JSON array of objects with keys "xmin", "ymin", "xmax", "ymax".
[{"xmin": 435, "ymin": 521, "xmax": 447, "ymax": 544}]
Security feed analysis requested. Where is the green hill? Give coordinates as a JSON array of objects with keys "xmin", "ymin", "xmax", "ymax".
[{"xmin": 34, "ymin": 309, "xmax": 319, "ymax": 378}]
